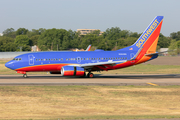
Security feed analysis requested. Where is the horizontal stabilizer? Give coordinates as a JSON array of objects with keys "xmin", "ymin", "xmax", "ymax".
[{"xmin": 145, "ymin": 51, "xmax": 169, "ymax": 56}]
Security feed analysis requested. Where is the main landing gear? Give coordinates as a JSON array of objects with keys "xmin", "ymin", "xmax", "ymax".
[{"xmin": 87, "ymin": 72, "xmax": 94, "ymax": 78}]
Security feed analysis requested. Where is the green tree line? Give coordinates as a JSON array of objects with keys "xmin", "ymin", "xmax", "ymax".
[{"xmin": 0, "ymin": 27, "xmax": 179, "ymax": 54}]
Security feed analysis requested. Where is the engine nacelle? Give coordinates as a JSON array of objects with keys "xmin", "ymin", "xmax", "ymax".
[{"xmin": 61, "ymin": 66, "xmax": 85, "ymax": 76}]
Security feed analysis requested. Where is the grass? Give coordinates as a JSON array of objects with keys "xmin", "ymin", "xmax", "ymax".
[
  {"xmin": 0, "ymin": 86, "xmax": 180, "ymax": 119},
  {"xmin": 101, "ymin": 64, "xmax": 180, "ymax": 74},
  {"xmin": 1, "ymin": 60, "xmax": 180, "ymax": 75}
]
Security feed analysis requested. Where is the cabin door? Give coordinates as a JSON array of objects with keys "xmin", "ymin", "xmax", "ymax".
[
  {"xmin": 77, "ymin": 57, "xmax": 81, "ymax": 63},
  {"xmin": 28, "ymin": 55, "xmax": 34, "ymax": 65}
]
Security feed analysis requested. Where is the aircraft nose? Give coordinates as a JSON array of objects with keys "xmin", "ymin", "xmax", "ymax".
[{"xmin": 5, "ymin": 61, "xmax": 14, "ymax": 70}]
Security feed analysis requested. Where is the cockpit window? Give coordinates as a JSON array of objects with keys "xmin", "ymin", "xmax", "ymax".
[{"xmin": 13, "ymin": 58, "xmax": 22, "ymax": 61}]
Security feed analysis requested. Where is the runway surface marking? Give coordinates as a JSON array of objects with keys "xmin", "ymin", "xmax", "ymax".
[
  {"xmin": 146, "ymin": 82, "xmax": 159, "ymax": 86},
  {"xmin": 0, "ymin": 74, "xmax": 180, "ymax": 85}
]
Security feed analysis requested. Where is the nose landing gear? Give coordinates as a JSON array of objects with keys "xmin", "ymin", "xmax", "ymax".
[
  {"xmin": 16, "ymin": 71, "xmax": 28, "ymax": 78},
  {"xmin": 23, "ymin": 74, "xmax": 28, "ymax": 78}
]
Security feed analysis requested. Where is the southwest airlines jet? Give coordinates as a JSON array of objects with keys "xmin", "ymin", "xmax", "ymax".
[{"xmin": 5, "ymin": 16, "xmax": 164, "ymax": 78}]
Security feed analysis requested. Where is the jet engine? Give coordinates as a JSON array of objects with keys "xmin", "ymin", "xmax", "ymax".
[{"xmin": 61, "ymin": 66, "xmax": 85, "ymax": 76}]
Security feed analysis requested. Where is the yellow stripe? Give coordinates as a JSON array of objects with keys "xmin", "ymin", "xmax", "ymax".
[{"xmin": 147, "ymin": 83, "xmax": 158, "ymax": 86}]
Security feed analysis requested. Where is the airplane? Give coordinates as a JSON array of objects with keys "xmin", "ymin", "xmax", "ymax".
[{"xmin": 5, "ymin": 16, "xmax": 164, "ymax": 78}]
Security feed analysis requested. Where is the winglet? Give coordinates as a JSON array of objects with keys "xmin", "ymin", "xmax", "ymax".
[{"xmin": 85, "ymin": 45, "xmax": 91, "ymax": 51}]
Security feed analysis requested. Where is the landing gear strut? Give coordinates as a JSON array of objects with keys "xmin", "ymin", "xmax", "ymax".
[
  {"xmin": 23, "ymin": 74, "xmax": 28, "ymax": 78},
  {"xmin": 87, "ymin": 72, "xmax": 94, "ymax": 78}
]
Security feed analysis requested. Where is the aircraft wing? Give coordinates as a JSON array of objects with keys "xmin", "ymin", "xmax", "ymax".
[{"xmin": 79, "ymin": 60, "xmax": 127, "ymax": 68}]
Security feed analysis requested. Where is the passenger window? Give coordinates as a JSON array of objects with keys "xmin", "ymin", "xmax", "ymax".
[
  {"xmin": 19, "ymin": 58, "xmax": 22, "ymax": 61},
  {"xmin": 73, "ymin": 58, "xmax": 75, "ymax": 60},
  {"xmin": 89, "ymin": 58, "xmax": 91, "ymax": 60},
  {"xmin": 61, "ymin": 58, "xmax": 63, "ymax": 61},
  {"xmin": 59, "ymin": 59, "xmax": 60, "ymax": 61},
  {"xmin": 86, "ymin": 58, "xmax": 88, "ymax": 60},
  {"xmin": 44, "ymin": 59, "xmax": 46, "ymax": 61},
  {"xmin": 46, "ymin": 59, "xmax": 48, "ymax": 61},
  {"xmin": 66, "ymin": 58, "xmax": 68, "ymax": 61}
]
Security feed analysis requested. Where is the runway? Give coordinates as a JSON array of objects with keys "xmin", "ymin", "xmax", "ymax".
[{"xmin": 0, "ymin": 74, "xmax": 180, "ymax": 86}]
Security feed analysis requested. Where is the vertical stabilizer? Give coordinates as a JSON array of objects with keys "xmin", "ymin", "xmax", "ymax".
[
  {"xmin": 132, "ymin": 16, "xmax": 164, "ymax": 63},
  {"xmin": 131, "ymin": 16, "xmax": 163, "ymax": 58}
]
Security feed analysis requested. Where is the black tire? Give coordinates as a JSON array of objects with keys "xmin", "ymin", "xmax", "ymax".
[
  {"xmin": 23, "ymin": 74, "xmax": 27, "ymax": 78},
  {"xmin": 88, "ymin": 73, "xmax": 94, "ymax": 78}
]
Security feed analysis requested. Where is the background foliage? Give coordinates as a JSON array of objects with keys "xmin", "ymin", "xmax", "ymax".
[{"xmin": 1, "ymin": 27, "xmax": 180, "ymax": 54}]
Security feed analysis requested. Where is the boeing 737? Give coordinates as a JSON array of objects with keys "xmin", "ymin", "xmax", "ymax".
[{"xmin": 5, "ymin": 16, "xmax": 164, "ymax": 78}]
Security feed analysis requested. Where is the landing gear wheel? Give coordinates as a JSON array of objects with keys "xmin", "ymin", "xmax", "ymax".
[
  {"xmin": 87, "ymin": 73, "xmax": 94, "ymax": 78},
  {"xmin": 23, "ymin": 74, "xmax": 27, "ymax": 78}
]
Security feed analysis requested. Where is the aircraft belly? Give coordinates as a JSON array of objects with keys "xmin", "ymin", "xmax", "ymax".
[{"xmin": 15, "ymin": 64, "xmax": 68, "ymax": 72}]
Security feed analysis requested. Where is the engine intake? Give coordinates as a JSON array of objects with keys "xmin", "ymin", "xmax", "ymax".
[{"xmin": 61, "ymin": 66, "xmax": 85, "ymax": 76}]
